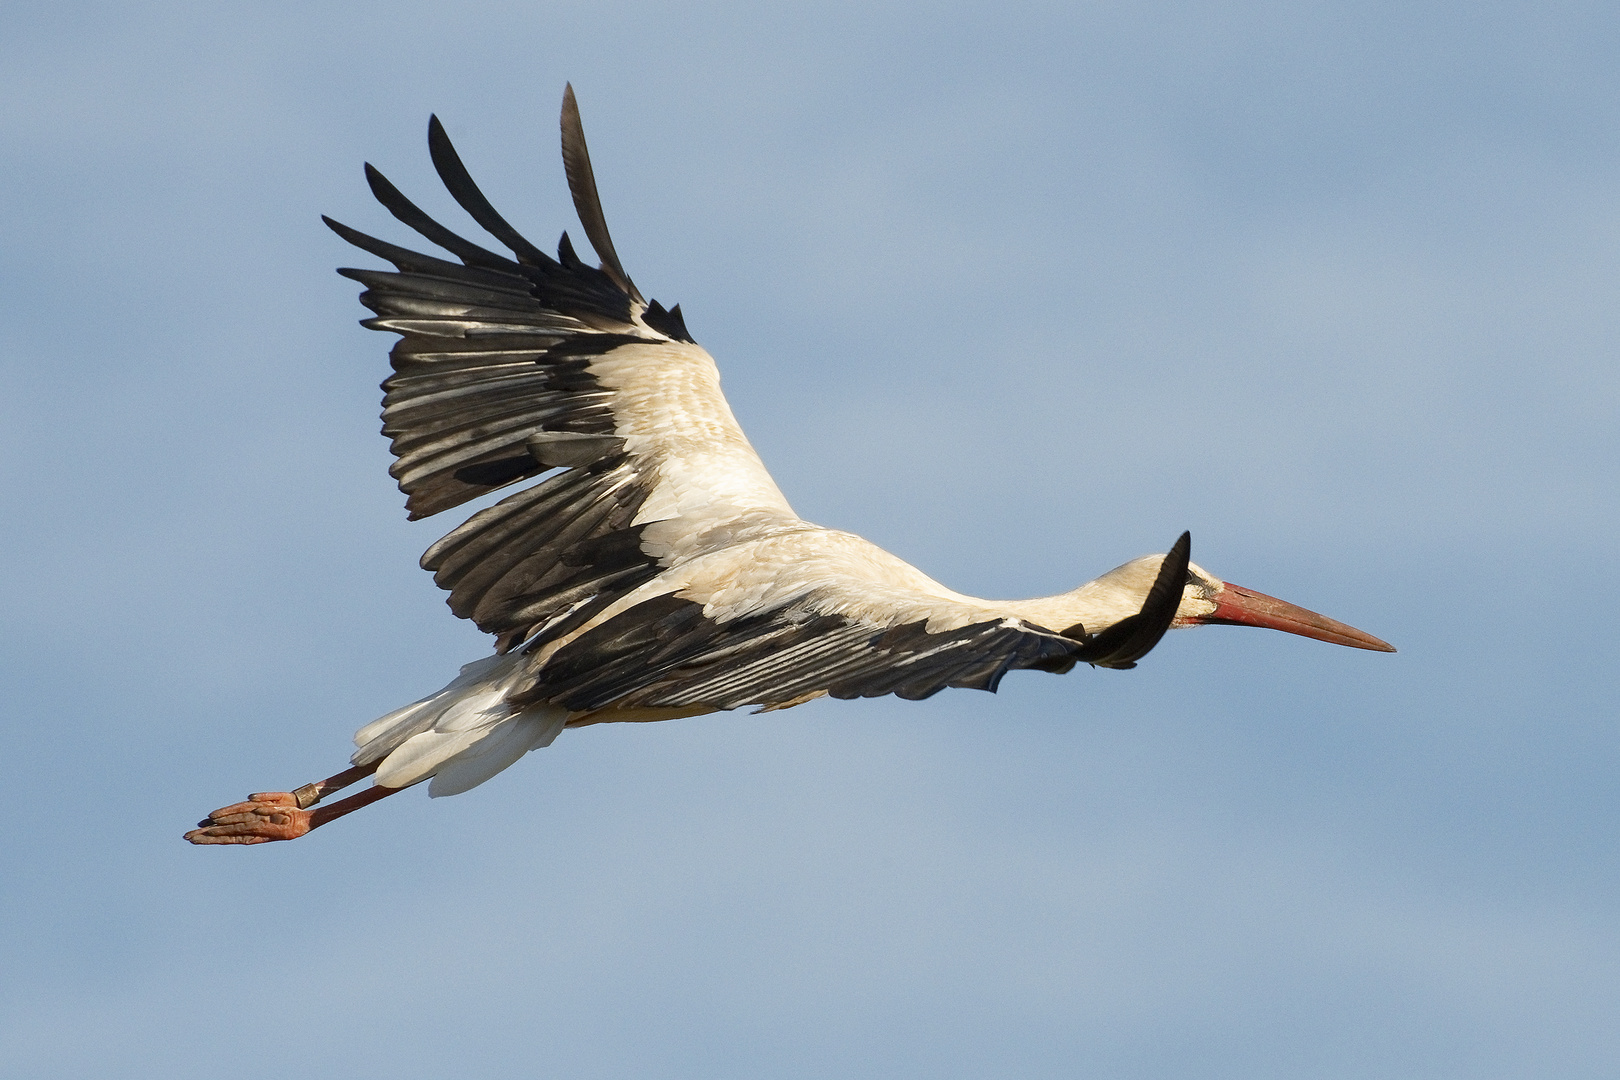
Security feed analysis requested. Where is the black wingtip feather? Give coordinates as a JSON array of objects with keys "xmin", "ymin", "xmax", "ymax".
[
  {"xmin": 326, "ymin": 216, "xmax": 510, "ymax": 285},
  {"xmin": 1074, "ymin": 531, "xmax": 1192, "ymax": 669},
  {"xmin": 559, "ymin": 85, "xmax": 644, "ymax": 304},
  {"xmin": 425, "ymin": 115, "xmax": 556, "ymax": 269},
  {"xmin": 361, "ymin": 161, "xmax": 518, "ymax": 272}
]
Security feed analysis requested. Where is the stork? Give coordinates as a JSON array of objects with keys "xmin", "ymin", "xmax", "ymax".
[{"xmin": 186, "ymin": 87, "xmax": 1393, "ymax": 846}]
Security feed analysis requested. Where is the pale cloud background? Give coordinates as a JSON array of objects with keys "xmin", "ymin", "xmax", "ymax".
[{"xmin": 3, "ymin": 3, "xmax": 1617, "ymax": 1077}]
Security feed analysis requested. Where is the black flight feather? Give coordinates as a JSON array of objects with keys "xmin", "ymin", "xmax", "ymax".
[
  {"xmin": 325, "ymin": 218, "xmax": 519, "ymax": 289},
  {"xmin": 362, "ymin": 163, "xmax": 517, "ymax": 272},
  {"xmin": 425, "ymin": 115, "xmax": 557, "ymax": 269},
  {"xmin": 559, "ymin": 84, "xmax": 644, "ymax": 303},
  {"xmin": 1070, "ymin": 531, "xmax": 1191, "ymax": 669},
  {"xmin": 525, "ymin": 596, "xmax": 1082, "ymax": 713}
]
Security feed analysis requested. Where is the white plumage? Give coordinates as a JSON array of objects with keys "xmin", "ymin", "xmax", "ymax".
[{"xmin": 186, "ymin": 86, "xmax": 1392, "ymax": 845}]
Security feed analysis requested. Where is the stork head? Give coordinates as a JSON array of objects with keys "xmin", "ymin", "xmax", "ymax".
[{"xmin": 1061, "ymin": 532, "xmax": 1394, "ymax": 668}]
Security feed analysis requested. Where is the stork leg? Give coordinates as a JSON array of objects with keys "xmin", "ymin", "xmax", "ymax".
[{"xmin": 184, "ymin": 762, "xmax": 402, "ymax": 845}]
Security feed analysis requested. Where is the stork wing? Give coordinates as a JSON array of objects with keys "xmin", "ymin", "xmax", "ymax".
[
  {"xmin": 327, "ymin": 94, "xmax": 797, "ymax": 653},
  {"xmin": 508, "ymin": 528, "xmax": 1191, "ymax": 711},
  {"xmin": 521, "ymin": 593, "xmax": 1086, "ymax": 713}
]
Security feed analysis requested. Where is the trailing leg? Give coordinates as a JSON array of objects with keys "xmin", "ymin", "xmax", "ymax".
[{"xmin": 184, "ymin": 762, "xmax": 398, "ymax": 845}]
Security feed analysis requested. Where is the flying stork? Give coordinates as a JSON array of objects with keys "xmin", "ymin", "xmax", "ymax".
[{"xmin": 186, "ymin": 86, "xmax": 1394, "ymax": 846}]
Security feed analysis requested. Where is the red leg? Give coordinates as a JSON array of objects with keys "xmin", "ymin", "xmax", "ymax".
[
  {"xmin": 184, "ymin": 762, "xmax": 401, "ymax": 846},
  {"xmin": 310, "ymin": 783, "xmax": 398, "ymax": 829}
]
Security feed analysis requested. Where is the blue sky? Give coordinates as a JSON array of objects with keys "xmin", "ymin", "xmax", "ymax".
[{"xmin": 3, "ymin": 2, "xmax": 1617, "ymax": 1076}]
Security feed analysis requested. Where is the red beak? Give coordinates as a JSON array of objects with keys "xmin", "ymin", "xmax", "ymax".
[{"xmin": 1196, "ymin": 582, "xmax": 1396, "ymax": 652}]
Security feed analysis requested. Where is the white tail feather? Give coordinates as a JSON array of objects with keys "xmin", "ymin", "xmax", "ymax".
[
  {"xmin": 425, "ymin": 710, "xmax": 566, "ymax": 796},
  {"xmin": 352, "ymin": 653, "xmax": 568, "ymax": 797}
]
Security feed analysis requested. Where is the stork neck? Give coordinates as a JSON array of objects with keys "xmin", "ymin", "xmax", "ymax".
[{"xmin": 994, "ymin": 574, "xmax": 1170, "ymax": 638}]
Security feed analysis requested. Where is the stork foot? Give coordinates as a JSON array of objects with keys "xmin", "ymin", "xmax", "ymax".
[{"xmin": 184, "ymin": 792, "xmax": 312, "ymax": 845}]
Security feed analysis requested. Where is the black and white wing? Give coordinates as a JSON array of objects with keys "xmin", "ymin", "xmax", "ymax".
[
  {"xmin": 327, "ymin": 88, "xmax": 798, "ymax": 654},
  {"xmin": 509, "ymin": 527, "xmax": 1189, "ymax": 710},
  {"xmin": 525, "ymin": 592, "xmax": 1084, "ymax": 712}
]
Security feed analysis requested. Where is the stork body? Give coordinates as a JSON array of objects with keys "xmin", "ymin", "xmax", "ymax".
[{"xmin": 186, "ymin": 88, "xmax": 1391, "ymax": 845}]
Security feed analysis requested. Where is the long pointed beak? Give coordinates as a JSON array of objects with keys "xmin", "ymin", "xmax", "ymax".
[{"xmin": 1197, "ymin": 582, "xmax": 1396, "ymax": 652}]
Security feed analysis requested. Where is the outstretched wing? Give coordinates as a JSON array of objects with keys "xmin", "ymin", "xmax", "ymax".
[
  {"xmin": 521, "ymin": 592, "xmax": 1086, "ymax": 713},
  {"xmin": 505, "ymin": 527, "xmax": 1192, "ymax": 712},
  {"xmin": 508, "ymin": 528, "xmax": 1193, "ymax": 712},
  {"xmin": 327, "ymin": 89, "xmax": 799, "ymax": 653}
]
